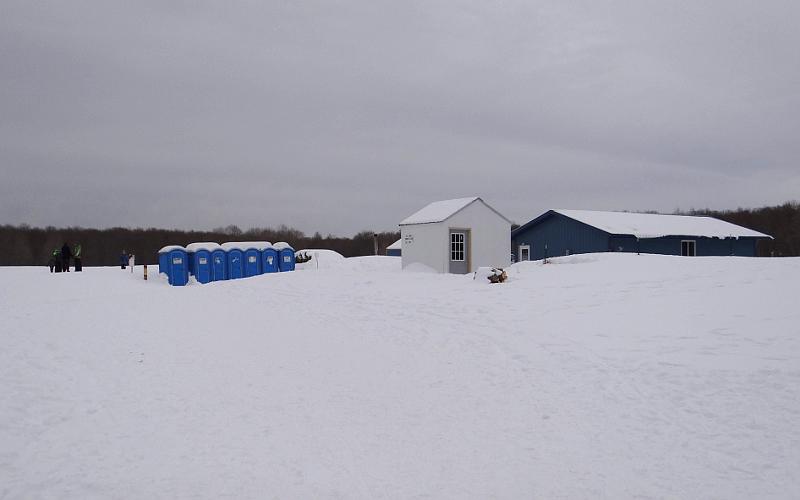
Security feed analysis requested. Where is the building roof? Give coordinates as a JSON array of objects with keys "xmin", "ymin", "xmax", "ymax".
[
  {"xmin": 386, "ymin": 239, "xmax": 401, "ymax": 250},
  {"xmin": 400, "ymin": 197, "xmax": 511, "ymax": 225},
  {"xmin": 516, "ymin": 209, "xmax": 772, "ymax": 239}
]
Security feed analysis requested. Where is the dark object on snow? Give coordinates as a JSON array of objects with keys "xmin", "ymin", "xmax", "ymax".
[
  {"xmin": 55, "ymin": 259, "xmax": 62, "ymax": 273},
  {"xmin": 61, "ymin": 243, "xmax": 72, "ymax": 272},
  {"xmin": 120, "ymin": 250, "xmax": 127, "ymax": 269},
  {"xmin": 48, "ymin": 255, "xmax": 55, "ymax": 273},
  {"xmin": 295, "ymin": 252, "xmax": 312, "ymax": 264},
  {"xmin": 488, "ymin": 268, "xmax": 508, "ymax": 284}
]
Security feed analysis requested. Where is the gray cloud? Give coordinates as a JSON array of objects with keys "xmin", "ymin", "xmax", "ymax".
[{"xmin": 2, "ymin": 0, "xmax": 798, "ymax": 234}]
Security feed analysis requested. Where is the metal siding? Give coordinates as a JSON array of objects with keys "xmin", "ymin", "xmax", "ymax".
[
  {"xmin": 638, "ymin": 237, "xmax": 759, "ymax": 256},
  {"xmin": 511, "ymin": 212, "xmax": 610, "ymax": 260},
  {"xmin": 512, "ymin": 211, "xmax": 765, "ymax": 260}
]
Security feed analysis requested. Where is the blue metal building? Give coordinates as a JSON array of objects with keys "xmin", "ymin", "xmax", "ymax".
[
  {"xmin": 512, "ymin": 210, "xmax": 772, "ymax": 261},
  {"xmin": 386, "ymin": 239, "xmax": 401, "ymax": 257}
]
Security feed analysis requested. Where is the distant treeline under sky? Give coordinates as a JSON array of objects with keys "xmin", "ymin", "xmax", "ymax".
[{"xmin": 0, "ymin": 202, "xmax": 797, "ymax": 266}]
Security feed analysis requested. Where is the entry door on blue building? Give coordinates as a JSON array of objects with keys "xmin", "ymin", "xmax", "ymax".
[{"xmin": 449, "ymin": 229, "xmax": 470, "ymax": 274}]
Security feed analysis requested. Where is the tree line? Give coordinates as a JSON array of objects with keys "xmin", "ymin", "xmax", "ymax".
[
  {"xmin": 1, "ymin": 200, "xmax": 797, "ymax": 266},
  {"xmin": 0, "ymin": 224, "xmax": 400, "ymax": 267},
  {"xmin": 678, "ymin": 201, "xmax": 799, "ymax": 257}
]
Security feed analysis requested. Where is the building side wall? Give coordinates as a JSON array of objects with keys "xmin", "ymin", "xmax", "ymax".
[
  {"xmin": 447, "ymin": 201, "xmax": 511, "ymax": 272},
  {"xmin": 512, "ymin": 213, "xmax": 610, "ymax": 260},
  {"xmin": 626, "ymin": 236, "xmax": 758, "ymax": 256},
  {"xmin": 400, "ymin": 223, "xmax": 447, "ymax": 273}
]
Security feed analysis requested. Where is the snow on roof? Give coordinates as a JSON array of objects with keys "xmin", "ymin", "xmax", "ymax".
[
  {"xmin": 185, "ymin": 242, "xmax": 222, "ymax": 253},
  {"xmin": 221, "ymin": 241, "xmax": 272, "ymax": 251},
  {"xmin": 399, "ymin": 197, "xmax": 480, "ymax": 225},
  {"xmin": 158, "ymin": 245, "xmax": 186, "ymax": 253},
  {"xmin": 553, "ymin": 209, "xmax": 772, "ymax": 239},
  {"xmin": 386, "ymin": 239, "xmax": 401, "ymax": 250},
  {"xmin": 273, "ymin": 241, "xmax": 294, "ymax": 251}
]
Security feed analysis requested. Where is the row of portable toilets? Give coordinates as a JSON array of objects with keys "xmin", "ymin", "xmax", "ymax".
[{"xmin": 158, "ymin": 241, "xmax": 296, "ymax": 286}]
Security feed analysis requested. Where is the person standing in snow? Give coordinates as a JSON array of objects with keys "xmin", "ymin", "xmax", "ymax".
[
  {"xmin": 60, "ymin": 242, "xmax": 72, "ymax": 273},
  {"xmin": 47, "ymin": 252, "xmax": 56, "ymax": 273},
  {"xmin": 73, "ymin": 243, "xmax": 82, "ymax": 272},
  {"xmin": 120, "ymin": 250, "xmax": 127, "ymax": 269},
  {"xmin": 129, "ymin": 253, "xmax": 135, "ymax": 273},
  {"xmin": 53, "ymin": 248, "xmax": 62, "ymax": 272}
]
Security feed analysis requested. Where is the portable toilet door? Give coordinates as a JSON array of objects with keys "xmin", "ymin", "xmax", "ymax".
[
  {"xmin": 261, "ymin": 246, "xmax": 279, "ymax": 273},
  {"xmin": 227, "ymin": 249, "xmax": 244, "ymax": 280},
  {"xmin": 186, "ymin": 243, "xmax": 221, "ymax": 284},
  {"xmin": 168, "ymin": 248, "xmax": 189, "ymax": 286},
  {"xmin": 243, "ymin": 248, "xmax": 261, "ymax": 277},
  {"xmin": 211, "ymin": 249, "xmax": 227, "ymax": 281},
  {"xmin": 193, "ymin": 250, "xmax": 213, "ymax": 283},
  {"xmin": 279, "ymin": 248, "xmax": 295, "ymax": 271}
]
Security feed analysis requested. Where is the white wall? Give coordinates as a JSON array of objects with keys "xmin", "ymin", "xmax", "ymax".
[
  {"xmin": 400, "ymin": 223, "xmax": 447, "ymax": 273},
  {"xmin": 448, "ymin": 200, "xmax": 511, "ymax": 272},
  {"xmin": 400, "ymin": 199, "xmax": 511, "ymax": 274}
]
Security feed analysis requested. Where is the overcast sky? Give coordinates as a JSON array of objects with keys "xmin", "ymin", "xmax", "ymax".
[{"xmin": 1, "ymin": 1, "xmax": 798, "ymax": 235}]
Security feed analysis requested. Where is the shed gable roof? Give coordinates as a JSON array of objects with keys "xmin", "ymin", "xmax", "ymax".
[
  {"xmin": 515, "ymin": 209, "xmax": 772, "ymax": 239},
  {"xmin": 400, "ymin": 197, "xmax": 511, "ymax": 226}
]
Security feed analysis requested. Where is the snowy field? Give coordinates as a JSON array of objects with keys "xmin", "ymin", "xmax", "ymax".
[{"xmin": 1, "ymin": 254, "xmax": 799, "ymax": 499}]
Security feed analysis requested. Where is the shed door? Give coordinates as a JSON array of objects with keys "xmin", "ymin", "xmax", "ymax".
[{"xmin": 449, "ymin": 229, "xmax": 470, "ymax": 274}]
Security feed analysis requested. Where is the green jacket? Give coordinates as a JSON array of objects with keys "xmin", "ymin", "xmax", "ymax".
[{"xmin": 73, "ymin": 244, "xmax": 82, "ymax": 257}]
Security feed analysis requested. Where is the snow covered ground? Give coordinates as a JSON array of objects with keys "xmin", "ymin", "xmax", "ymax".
[{"xmin": 1, "ymin": 254, "xmax": 799, "ymax": 499}]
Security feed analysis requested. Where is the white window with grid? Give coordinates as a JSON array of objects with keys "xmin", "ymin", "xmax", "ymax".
[{"xmin": 450, "ymin": 232, "xmax": 465, "ymax": 261}]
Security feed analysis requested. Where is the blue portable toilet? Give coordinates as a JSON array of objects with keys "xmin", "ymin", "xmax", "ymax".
[
  {"xmin": 242, "ymin": 241, "xmax": 269, "ymax": 277},
  {"xmin": 222, "ymin": 242, "xmax": 246, "ymax": 280},
  {"xmin": 160, "ymin": 246, "xmax": 189, "ymax": 286},
  {"xmin": 186, "ymin": 242, "xmax": 221, "ymax": 284},
  {"xmin": 261, "ymin": 243, "xmax": 279, "ymax": 274},
  {"xmin": 211, "ymin": 248, "xmax": 227, "ymax": 281},
  {"xmin": 274, "ymin": 242, "xmax": 296, "ymax": 272},
  {"xmin": 158, "ymin": 245, "xmax": 184, "ymax": 277},
  {"xmin": 158, "ymin": 245, "xmax": 177, "ymax": 274}
]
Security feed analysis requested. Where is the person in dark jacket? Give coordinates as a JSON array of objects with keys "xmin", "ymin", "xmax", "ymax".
[
  {"xmin": 48, "ymin": 253, "xmax": 56, "ymax": 273},
  {"xmin": 120, "ymin": 250, "xmax": 127, "ymax": 269},
  {"xmin": 73, "ymin": 243, "xmax": 83, "ymax": 272},
  {"xmin": 61, "ymin": 243, "xmax": 72, "ymax": 272}
]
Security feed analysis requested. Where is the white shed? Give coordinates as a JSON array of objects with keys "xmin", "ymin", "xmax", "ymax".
[{"xmin": 399, "ymin": 197, "xmax": 511, "ymax": 274}]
